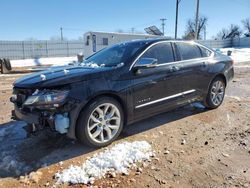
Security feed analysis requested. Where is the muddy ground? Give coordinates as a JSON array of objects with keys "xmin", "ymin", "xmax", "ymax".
[{"xmin": 0, "ymin": 64, "xmax": 250, "ymax": 188}]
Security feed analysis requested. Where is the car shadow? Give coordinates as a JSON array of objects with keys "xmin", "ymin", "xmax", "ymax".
[
  {"xmin": 0, "ymin": 104, "xmax": 206, "ymax": 178},
  {"xmin": 121, "ymin": 104, "xmax": 206, "ymax": 138}
]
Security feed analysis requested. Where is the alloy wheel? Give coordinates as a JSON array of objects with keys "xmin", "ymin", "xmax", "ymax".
[
  {"xmin": 87, "ymin": 103, "xmax": 121, "ymax": 143},
  {"xmin": 210, "ymin": 80, "xmax": 225, "ymax": 106}
]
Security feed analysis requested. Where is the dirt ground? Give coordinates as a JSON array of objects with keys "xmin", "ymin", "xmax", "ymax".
[{"xmin": 0, "ymin": 65, "xmax": 250, "ymax": 188}]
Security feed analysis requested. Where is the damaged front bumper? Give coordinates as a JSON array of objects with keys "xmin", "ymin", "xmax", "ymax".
[
  {"xmin": 11, "ymin": 103, "xmax": 70, "ymax": 134},
  {"xmin": 10, "ymin": 89, "xmax": 79, "ymax": 138},
  {"xmin": 12, "ymin": 104, "xmax": 40, "ymax": 124}
]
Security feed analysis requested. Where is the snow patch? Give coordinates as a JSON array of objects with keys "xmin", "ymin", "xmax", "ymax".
[
  {"xmin": 80, "ymin": 62, "xmax": 101, "ymax": 68},
  {"xmin": 10, "ymin": 56, "xmax": 77, "ymax": 67},
  {"xmin": 0, "ymin": 128, "xmax": 7, "ymax": 141},
  {"xmin": 0, "ymin": 122, "xmax": 29, "ymax": 176},
  {"xmin": 55, "ymin": 141, "xmax": 154, "ymax": 184},
  {"xmin": 0, "ymin": 155, "xmax": 27, "ymax": 176},
  {"xmin": 0, "ymin": 124, "xmax": 16, "ymax": 141},
  {"xmin": 219, "ymin": 48, "xmax": 250, "ymax": 63}
]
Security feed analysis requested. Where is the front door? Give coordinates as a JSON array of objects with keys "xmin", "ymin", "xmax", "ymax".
[{"xmin": 130, "ymin": 42, "xmax": 185, "ymax": 120}]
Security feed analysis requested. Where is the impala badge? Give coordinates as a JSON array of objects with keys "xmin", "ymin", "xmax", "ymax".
[{"xmin": 138, "ymin": 98, "xmax": 151, "ymax": 104}]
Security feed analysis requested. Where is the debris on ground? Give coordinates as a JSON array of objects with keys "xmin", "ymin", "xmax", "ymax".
[
  {"xmin": 19, "ymin": 171, "xmax": 43, "ymax": 184},
  {"xmin": 163, "ymin": 150, "xmax": 170, "ymax": 154},
  {"xmin": 181, "ymin": 139, "xmax": 186, "ymax": 145},
  {"xmin": 222, "ymin": 153, "xmax": 230, "ymax": 157}
]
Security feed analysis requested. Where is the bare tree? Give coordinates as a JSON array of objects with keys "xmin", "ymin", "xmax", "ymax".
[
  {"xmin": 242, "ymin": 18, "xmax": 250, "ymax": 37},
  {"xmin": 217, "ymin": 24, "xmax": 242, "ymax": 40},
  {"xmin": 183, "ymin": 16, "xmax": 208, "ymax": 40},
  {"xmin": 216, "ymin": 29, "xmax": 227, "ymax": 40}
]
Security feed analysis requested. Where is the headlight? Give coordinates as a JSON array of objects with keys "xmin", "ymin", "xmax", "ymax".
[{"xmin": 23, "ymin": 90, "xmax": 69, "ymax": 107}]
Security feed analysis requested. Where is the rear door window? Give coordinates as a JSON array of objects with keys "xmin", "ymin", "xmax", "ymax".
[
  {"xmin": 140, "ymin": 42, "xmax": 174, "ymax": 64},
  {"xmin": 199, "ymin": 46, "xmax": 212, "ymax": 57},
  {"xmin": 176, "ymin": 43, "xmax": 202, "ymax": 60}
]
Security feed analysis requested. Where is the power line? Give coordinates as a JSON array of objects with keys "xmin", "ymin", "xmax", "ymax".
[
  {"xmin": 131, "ymin": 19, "xmax": 160, "ymax": 29},
  {"xmin": 63, "ymin": 28, "xmax": 89, "ymax": 31},
  {"xmin": 232, "ymin": 0, "xmax": 250, "ymax": 8},
  {"xmin": 61, "ymin": 20, "xmax": 160, "ymax": 36}
]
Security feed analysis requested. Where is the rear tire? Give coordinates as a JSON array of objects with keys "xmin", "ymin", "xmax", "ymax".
[
  {"xmin": 4, "ymin": 59, "xmax": 12, "ymax": 71},
  {"xmin": 0, "ymin": 59, "xmax": 4, "ymax": 74},
  {"xmin": 204, "ymin": 77, "xmax": 225, "ymax": 109},
  {"xmin": 76, "ymin": 97, "xmax": 124, "ymax": 147},
  {"xmin": 0, "ymin": 59, "xmax": 11, "ymax": 73}
]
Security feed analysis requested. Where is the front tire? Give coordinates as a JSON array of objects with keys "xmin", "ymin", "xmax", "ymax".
[
  {"xmin": 204, "ymin": 77, "xmax": 225, "ymax": 109},
  {"xmin": 76, "ymin": 97, "xmax": 124, "ymax": 147}
]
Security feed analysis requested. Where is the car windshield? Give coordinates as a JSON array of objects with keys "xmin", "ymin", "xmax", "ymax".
[{"xmin": 82, "ymin": 41, "xmax": 147, "ymax": 67}]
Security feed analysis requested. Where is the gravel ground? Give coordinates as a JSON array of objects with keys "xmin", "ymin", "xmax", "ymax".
[{"xmin": 0, "ymin": 65, "xmax": 250, "ymax": 188}]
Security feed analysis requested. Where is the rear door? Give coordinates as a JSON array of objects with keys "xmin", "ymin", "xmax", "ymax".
[{"xmin": 174, "ymin": 42, "xmax": 212, "ymax": 100}]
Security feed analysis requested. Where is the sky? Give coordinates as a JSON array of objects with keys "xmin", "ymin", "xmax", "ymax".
[{"xmin": 0, "ymin": 0, "xmax": 249, "ymax": 40}]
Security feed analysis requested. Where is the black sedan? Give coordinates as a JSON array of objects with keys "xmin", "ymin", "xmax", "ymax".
[{"xmin": 11, "ymin": 39, "xmax": 234, "ymax": 147}]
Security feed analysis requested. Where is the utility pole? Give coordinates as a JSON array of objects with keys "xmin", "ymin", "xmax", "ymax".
[
  {"xmin": 131, "ymin": 27, "xmax": 135, "ymax": 34},
  {"xmin": 160, "ymin": 18, "xmax": 167, "ymax": 36},
  {"xmin": 60, "ymin": 27, "xmax": 63, "ymax": 41},
  {"xmin": 175, "ymin": 0, "xmax": 181, "ymax": 39},
  {"xmin": 195, "ymin": 0, "xmax": 200, "ymax": 40}
]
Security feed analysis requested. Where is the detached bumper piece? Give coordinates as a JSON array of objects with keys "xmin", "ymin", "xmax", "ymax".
[
  {"xmin": 11, "ymin": 104, "xmax": 45, "ymax": 134},
  {"xmin": 11, "ymin": 105, "xmax": 39, "ymax": 124}
]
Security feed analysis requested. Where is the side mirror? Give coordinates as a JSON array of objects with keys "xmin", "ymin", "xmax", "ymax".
[{"xmin": 134, "ymin": 58, "xmax": 158, "ymax": 69}]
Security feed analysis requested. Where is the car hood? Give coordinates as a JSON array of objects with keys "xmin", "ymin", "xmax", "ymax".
[{"xmin": 14, "ymin": 65, "xmax": 112, "ymax": 88}]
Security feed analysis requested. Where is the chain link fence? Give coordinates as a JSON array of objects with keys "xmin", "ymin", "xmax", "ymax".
[
  {"xmin": 0, "ymin": 40, "xmax": 84, "ymax": 60},
  {"xmin": 198, "ymin": 38, "xmax": 232, "ymax": 49},
  {"xmin": 198, "ymin": 37, "xmax": 250, "ymax": 49},
  {"xmin": 0, "ymin": 37, "xmax": 249, "ymax": 60}
]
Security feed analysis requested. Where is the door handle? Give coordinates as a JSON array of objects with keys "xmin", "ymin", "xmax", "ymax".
[
  {"xmin": 201, "ymin": 62, "xmax": 207, "ymax": 68},
  {"xmin": 170, "ymin": 66, "xmax": 180, "ymax": 72}
]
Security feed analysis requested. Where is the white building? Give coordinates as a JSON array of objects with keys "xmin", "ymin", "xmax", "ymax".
[{"xmin": 83, "ymin": 31, "xmax": 162, "ymax": 57}]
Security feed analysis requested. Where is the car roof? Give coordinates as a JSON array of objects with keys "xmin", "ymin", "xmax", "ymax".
[
  {"xmin": 122, "ymin": 38, "xmax": 212, "ymax": 51},
  {"xmin": 125, "ymin": 38, "xmax": 197, "ymax": 45}
]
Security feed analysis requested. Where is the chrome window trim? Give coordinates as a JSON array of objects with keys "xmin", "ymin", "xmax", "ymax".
[
  {"xmin": 135, "ymin": 89, "xmax": 196, "ymax": 109},
  {"xmin": 129, "ymin": 40, "xmax": 214, "ymax": 71}
]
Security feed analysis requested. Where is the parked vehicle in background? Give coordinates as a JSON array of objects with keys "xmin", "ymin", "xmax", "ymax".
[{"xmin": 10, "ymin": 39, "xmax": 234, "ymax": 147}]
